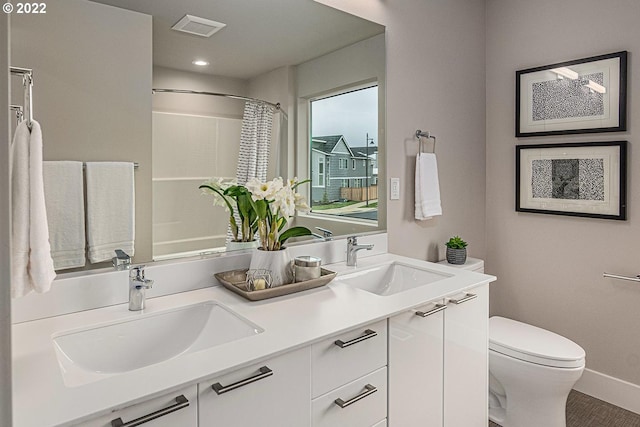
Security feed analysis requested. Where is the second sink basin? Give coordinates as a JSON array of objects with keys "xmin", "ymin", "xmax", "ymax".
[
  {"xmin": 338, "ymin": 262, "xmax": 452, "ymax": 296},
  {"xmin": 53, "ymin": 301, "xmax": 263, "ymax": 387}
]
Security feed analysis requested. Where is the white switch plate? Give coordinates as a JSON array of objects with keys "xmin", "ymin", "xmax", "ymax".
[{"xmin": 390, "ymin": 177, "xmax": 400, "ymax": 200}]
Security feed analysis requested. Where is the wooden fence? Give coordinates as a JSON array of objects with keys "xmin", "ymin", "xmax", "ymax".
[{"xmin": 340, "ymin": 185, "xmax": 378, "ymax": 202}]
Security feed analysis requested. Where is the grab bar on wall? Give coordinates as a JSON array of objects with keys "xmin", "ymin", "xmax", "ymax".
[
  {"xmin": 415, "ymin": 129, "xmax": 437, "ymax": 153},
  {"xmin": 603, "ymin": 272, "xmax": 640, "ymax": 283}
]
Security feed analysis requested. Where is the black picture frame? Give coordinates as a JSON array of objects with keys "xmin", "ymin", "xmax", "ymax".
[
  {"xmin": 516, "ymin": 51, "xmax": 627, "ymax": 137},
  {"xmin": 516, "ymin": 141, "xmax": 627, "ymax": 220}
]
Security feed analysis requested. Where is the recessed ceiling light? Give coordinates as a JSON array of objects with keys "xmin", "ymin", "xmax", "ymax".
[{"xmin": 192, "ymin": 60, "xmax": 209, "ymax": 66}]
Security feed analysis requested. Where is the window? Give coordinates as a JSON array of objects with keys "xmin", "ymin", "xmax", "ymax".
[
  {"xmin": 317, "ymin": 157, "xmax": 324, "ymax": 187},
  {"xmin": 310, "ymin": 85, "xmax": 378, "ymax": 220}
]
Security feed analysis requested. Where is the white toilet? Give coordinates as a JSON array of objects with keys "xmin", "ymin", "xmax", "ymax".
[
  {"xmin": 438, "ymin": 258, "xmax": 585, "ymax": 427},
  {"xmin": 488, "ymin": 316, "xmax": 586, "ymax": 427}
]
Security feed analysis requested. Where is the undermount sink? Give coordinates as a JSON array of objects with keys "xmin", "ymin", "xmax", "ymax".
[
  {"xmin": 52, "ymin": 301, "xmax": 263, "ymax": 387},
  {"xmin": 338, "ymin": 262, "xmax": 452, "ymax": 296}
]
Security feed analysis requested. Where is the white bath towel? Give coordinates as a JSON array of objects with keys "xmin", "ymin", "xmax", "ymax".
[
  {"xmin": 85, "ymin": 162, "xmax": 135, "ymax": 263},
  {"xmin": 415, "ymin": 153, "xmax": 442, "ymax": 220},
  {"xmin": 43, "ymin": 161, "xmax": 86, "ymax": 269},
  {"xmin": 11, "ymin": 121, "xmax": 56, "ymax": 298}
]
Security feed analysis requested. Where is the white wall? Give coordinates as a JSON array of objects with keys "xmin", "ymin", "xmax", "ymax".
[
  {"xmin": 486, "ymin": 0, "xmax": 640, "ymax": 388},
  {"xmin": 11, "ymin": 0, "xmax": 153, "ymax": 267},
  {"xmin": 315, "ymin": 1, "xmax": 487, "ymax": 263}
]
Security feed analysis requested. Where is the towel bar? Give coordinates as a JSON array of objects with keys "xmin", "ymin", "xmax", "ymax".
[
  {"xmin": 603, "ymin": 272, "xmax": 640, "ymax": 283},
  {"xmin": 415, "ymin": 129, "xmax": 437, "ymax": 153}
]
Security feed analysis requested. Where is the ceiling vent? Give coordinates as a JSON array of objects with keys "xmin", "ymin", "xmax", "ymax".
[{"xmin": 171, "ymin": 14, "xmax": 226, "ymax": 38}]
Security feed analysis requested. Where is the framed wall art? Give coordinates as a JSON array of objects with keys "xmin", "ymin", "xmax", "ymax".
[
  {"xmin": 516, "ymin": 51, "xmax": 627, "ymax": 137},
  {"xmin": 516, "ymin": 141, "xmax": 627, "ymax": 220}
]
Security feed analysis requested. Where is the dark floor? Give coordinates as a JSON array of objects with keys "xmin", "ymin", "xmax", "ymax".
[{"xmin": 489, "ymin": 390, "xmax": 640, "ymax": 427}]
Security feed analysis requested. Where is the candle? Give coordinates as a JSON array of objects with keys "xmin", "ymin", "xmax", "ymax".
[{"xmin": 253, "ymin": 278, "xmax": 266, "ymax": 290}]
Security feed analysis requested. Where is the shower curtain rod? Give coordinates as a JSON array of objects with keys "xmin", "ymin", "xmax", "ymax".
[{"xmin": 152, "ymin": 88, "xmax": 282, "ymax": 111}]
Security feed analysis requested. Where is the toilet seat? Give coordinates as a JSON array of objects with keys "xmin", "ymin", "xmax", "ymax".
[{"xmin": 489, "ymin": 317, "xmax": 585, "ymax": 368}]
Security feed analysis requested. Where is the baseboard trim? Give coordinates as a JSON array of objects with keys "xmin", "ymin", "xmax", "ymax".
[{"xmin": 574, "ymin": 368, "xmax": 640, "ymax": 415}]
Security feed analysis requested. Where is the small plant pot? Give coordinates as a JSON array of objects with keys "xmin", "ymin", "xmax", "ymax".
[{"xmin": 446, "ymin": 247, "xmax": 467, "ymax": 265}]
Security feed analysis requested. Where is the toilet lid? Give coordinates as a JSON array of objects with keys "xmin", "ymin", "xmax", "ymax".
[{"xmin": 489, "ymin": 316, "xmax": 585, "ymax": 368}]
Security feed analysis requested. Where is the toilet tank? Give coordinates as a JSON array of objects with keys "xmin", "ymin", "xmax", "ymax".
[{"xmin": 437, "ymin": 257, "xmax": 484, "ymax": 273}]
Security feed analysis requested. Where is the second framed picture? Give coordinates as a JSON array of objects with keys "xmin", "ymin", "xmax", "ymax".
[
  {"xmin": 516, "ymin": 141, "xmax": 627, "ymax": 220},
  {"xmin": 516, "ymin": 51, "xmax": 627, "ymax": 137}
]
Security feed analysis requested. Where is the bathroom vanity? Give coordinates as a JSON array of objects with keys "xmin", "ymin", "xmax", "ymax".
[{"xmin": 11, "ymin": 237, "xmax": 495, "ymax": 427}]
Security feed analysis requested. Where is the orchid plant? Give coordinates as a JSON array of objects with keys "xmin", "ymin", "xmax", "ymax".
[
  {"xmin": 245, "ymin": 177, "xmax": 312, "ymax": 251},
  {"xmin": 199, "ymin": 177, "xmax": 258, "ymax": 243}
]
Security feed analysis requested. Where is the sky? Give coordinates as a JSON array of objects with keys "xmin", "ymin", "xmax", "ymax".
[{"xmin": 310, "ymin": 85, "xmax": 378, "ymax": 148}]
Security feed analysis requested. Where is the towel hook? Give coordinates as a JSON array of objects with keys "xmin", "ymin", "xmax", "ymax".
[{"xmin": 415, "ymin": 129, "xmax": 437, "ymax": 153}]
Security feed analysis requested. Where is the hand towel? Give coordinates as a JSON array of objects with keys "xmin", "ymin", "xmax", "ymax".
[
  {"xmin": 43, "ymin": 161, "xmax": 86, "ymax": 269},
  {"xmin": 11, "ymin": 120, "xmax": 56, "ymax": 298},
  {"xmin": 85, "ymin": 162, "xmax": 135, "ymax": 263},
  {"xmin": 414, "ymin": 152, "xmax": 442, "ymax": 220}
]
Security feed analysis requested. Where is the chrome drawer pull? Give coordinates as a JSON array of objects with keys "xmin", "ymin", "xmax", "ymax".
[
  {"xmin": 448, "ymin": 293, "xmax": 477, "ymax": 305},
  {"xmin": 110, "ymin": 394, "xmax": 189, "ymax": 427},
  {"xmin": 414, "ymin": 303, "xmax": 447, "ymax": 317},
  {"xmin": 334, "ymin": 384, "xmax": 377, "ymax": 408},
  {"xmin": 334, "ymin": 329, "xmax": 377, "ymax": 348},
  {"xmin": 212, "ymin": 366, "xmax": 273, "ymax": 395}
]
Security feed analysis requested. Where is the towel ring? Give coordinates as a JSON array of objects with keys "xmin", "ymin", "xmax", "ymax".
[{"xmin": 415, "ymin": 129, "xmax": 437, "ymax": 153}]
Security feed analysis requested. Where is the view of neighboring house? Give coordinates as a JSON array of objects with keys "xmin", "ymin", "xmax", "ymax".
[{"xmin": 311, "ymin": 135, "xmax": 378, "ymax": 204}]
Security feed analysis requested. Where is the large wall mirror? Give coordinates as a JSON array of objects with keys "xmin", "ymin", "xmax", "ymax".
[{"xmin": 10, "ymin": 0, "xmax": 385, "ymax": 273}]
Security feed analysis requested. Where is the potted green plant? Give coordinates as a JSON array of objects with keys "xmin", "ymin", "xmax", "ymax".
[{"xmin": 445, "ymin": 235, "xmax": 467, "ymax": 265}]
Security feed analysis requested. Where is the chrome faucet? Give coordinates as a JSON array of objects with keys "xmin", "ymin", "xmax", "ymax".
[
  {"xmin": 129, "ymin": 266, "xmax": 154, "ymax": 311},
  {"xmin": 112, "ymin": 249, "xmax": 131, "ymax": 270},
  {"xmin": 346, "ymin": 236, "xmax": 374, "ymax": 267},
  {"xmin": 316, "ymin": 227, "xmax": 333, "ymax": 241}
]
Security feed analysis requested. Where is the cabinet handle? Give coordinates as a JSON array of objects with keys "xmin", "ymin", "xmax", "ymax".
[
  {"xmin": 212, "ymin": 366, "xmax": 273, "ymax": 395},
  {"xmin": 334, "ymin": 384, "xmax": 377, "ymax": 408},
  {"xmin": 414, "ymin": 303, "xmax": 447, "ymax": 317},
  {"xmin": 334, "ymin": 329, "xmax": 377, "ymax": 348},
  {"xmin": 110, "ymin": 394, "xmax": 189, "ymax": 427},
  {"xmin": 448, "ymin": 293, "xmax": 477, "ymax": 305}
]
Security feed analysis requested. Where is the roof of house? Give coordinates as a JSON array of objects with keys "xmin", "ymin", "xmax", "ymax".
[
  {"xmin": 351, "ymin": 145, "xmax": 379, "ymax": 157},
  {"xmin": 311, "ymin": 135, "xmax": 345, "ymax": 154}
]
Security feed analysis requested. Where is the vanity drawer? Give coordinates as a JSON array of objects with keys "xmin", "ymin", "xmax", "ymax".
[
  {"xmin": 77, "ymin": 385, "xmax": 197, "ymax": 427},
  {"xmin": 311, "ymin": 366, "xmax": 387, "ymax": 427},
  {"xmin": 312, "ymin": 319, "xmax": 387, "ymax": 397},
  {"xmin": 197, "ymin": 346, "xmax": 311, "ymax": 427}
]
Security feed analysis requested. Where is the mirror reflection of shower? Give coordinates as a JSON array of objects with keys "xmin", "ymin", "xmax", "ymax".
[{"xmin": 151, "ymin": 84, "xmax": 286, "ymax": 260}]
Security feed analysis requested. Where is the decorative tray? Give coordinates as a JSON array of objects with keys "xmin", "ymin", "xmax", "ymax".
[{"xmin": 214, "ymin": 268, "xmax": 337, "ymax": 301}]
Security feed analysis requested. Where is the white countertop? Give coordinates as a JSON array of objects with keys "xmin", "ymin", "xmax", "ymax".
[{"xmin": 12, "ymin": 253, "xmax": 495, "ymax": 427}]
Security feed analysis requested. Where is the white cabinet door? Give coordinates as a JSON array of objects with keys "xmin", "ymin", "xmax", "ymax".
[
  {"xmin": 388, "ymin": 300, "xmax": 445, "ymax": 427},
  {"xmin": 77, "ymin": 385, "xmax": 197, "ymax": 427},
  {"xmin": 198, "ymin": 346, "xmax": 311, "ymax": 427},
  {"xmin": 444, "ymin": 283, "xmax": 489, "ymax": 427}
]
